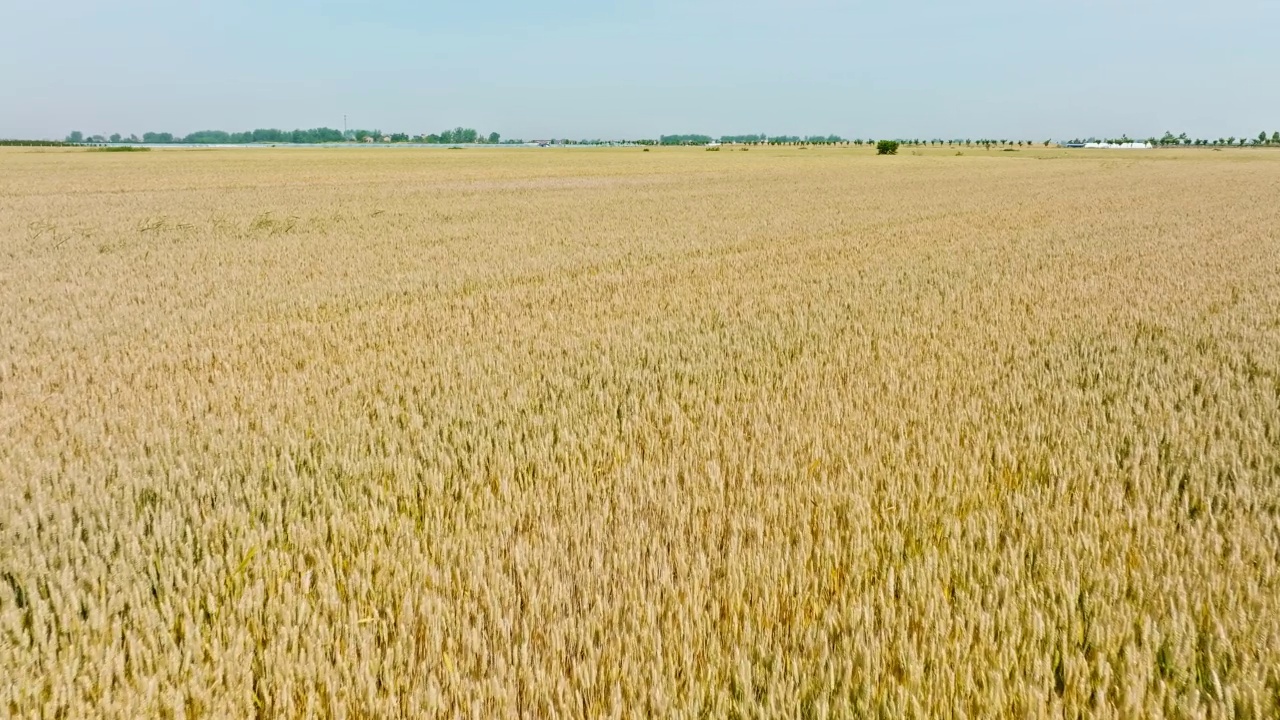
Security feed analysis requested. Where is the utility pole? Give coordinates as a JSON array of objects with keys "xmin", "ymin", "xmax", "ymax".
[{"xmin": 344, "ymin": 115, "xmax": 348, "ymax": 138}]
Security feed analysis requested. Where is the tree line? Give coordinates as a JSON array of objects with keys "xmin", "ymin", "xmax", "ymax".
[
  {"xmin": 663, "ymin": 136, "xmax": 1050, "ymax": 147},
  {"xmin": 1064, "ymin": 131, "xmax": 1280, "ymax": 147},
  {"xmin": 660, "ymin": 134, "xmax": 848, "ymax": 145},
  {"xmin": 663, "ymin": 133, "xmax": 1280, "ymax": 147},
  {"xmin": 0, "ymin": 139, "xmax": 84, "ymax": 147},
  {"xmin": 62, "ymin": 127, "xmax": 507, "ymax": 145},
  {"xmin": 36, "ymin": 128, "xmax": 1280, "ymax": 148}
]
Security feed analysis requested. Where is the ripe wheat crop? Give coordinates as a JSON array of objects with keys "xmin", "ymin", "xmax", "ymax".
[{"xmin": 2, "ymin": 146, "xmax": 1279, "ymax": 718}]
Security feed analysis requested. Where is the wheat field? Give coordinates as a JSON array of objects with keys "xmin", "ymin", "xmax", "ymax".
[{"xmin": 2, "ymin": 145, "xmax": 1279, "ymax": 718}]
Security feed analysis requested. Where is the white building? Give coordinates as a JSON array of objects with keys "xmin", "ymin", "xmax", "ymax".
[{"xmin": 1082, "ymin": 142, "xmax": 1152, "ymax": 149}]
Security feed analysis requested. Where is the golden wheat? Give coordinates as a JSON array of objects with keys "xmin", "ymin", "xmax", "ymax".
[{"xmin": 1, "ymin": 145, "xmax": 1279, "ymax": 718}]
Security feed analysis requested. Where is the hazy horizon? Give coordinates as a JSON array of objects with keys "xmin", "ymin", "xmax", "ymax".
[{"xmin": 3, "ymin": 0, "xmax": 1278, "ymax": 141}]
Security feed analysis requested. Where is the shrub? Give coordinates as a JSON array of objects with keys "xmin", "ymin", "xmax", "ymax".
[{"xmin": 876, "ymin": 140, "xmax": 899, "ymax": 155}]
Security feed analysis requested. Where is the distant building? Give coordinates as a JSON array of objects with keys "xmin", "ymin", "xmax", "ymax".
[{"xmin": 1073, "ymin": 142, "xmax": 1153, "ymax": 149}]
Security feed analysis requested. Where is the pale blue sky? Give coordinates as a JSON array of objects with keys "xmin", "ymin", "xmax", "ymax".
[{"xmin": 2, "ymin": 0, "xmax": 1277, "ymax": 140}]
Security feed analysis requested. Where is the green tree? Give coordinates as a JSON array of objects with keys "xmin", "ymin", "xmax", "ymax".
[
  {"xmin": 185, "ymin": 130, "xmax": 232, "ymax": 144},
  {"xmin": 66, "ymin": 131, "xmax": 83, "ymax": 143},
  {"xmin": 488, "ymin": 131, "xmax": 500, "ymax": 144},
  {"xmin": 1259, "ymin": 131, "xmax": 1268, "ymax": 145},
  {"xmin": 436, "ymin": 127, "xmax": 478, "ymax": 144},
  {"xmin": 876, "ymin": 140, "xmax": 899, "ymax": 155},
  {"xmin": 660, "ymin": 134, "xmax": 714, "ymax": 145},
  {"xmin": 1272, "ymin": 131, "xmax": 1280, "ymax": 145},
  {"xmin": 109, "ymin": 133, "xmax": 121, "ymax": 143}
]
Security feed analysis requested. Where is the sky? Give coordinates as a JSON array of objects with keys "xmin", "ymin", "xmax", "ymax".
[{"xmin": 2, "ymin": 0, "xmax": 1278, "ymax": 141}]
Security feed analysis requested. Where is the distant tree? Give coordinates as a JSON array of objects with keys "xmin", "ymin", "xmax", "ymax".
[
  {"xmin": 488, "ymin": 131, "xmax": 500, "ymax": 144},
  {"xmin": 660, "ymin": 134, "xmax": 714, "ymax": 145},
  {"xmin": 1227, "ymin": 136, "xmax": 1236, "ymax": 146},
  {"xmin": 185, "ymin": 130, "xmax": 232, "ymax": 144},
  {"xmin": 876, "ymin": 140, "xmax": 899, "ymax": 155},
  {"xmin": 436, "ymin": 127, "xmax": 478, "ymax": 144},
  {"xmin": 66, "ymin": 131, "xmax": 83, "ymax": 143},
  {"xmin": 250, "ymin": 128, "xmax": 287, "ymax": 143},
  {"xmin": 1272, "ymin": 131, "xmax": 1280, "ymax": 145},
  {"xmin": 109, "ymin": 133, "xmax": 121, "ymax": 143},
  {"xmin": 1259, "ymin": 131, "xmax": 1269, "ymax": 145}
]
